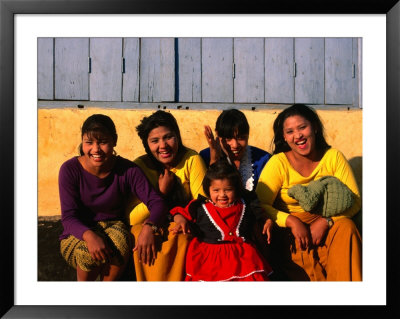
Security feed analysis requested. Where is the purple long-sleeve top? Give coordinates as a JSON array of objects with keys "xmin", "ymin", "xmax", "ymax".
[{"xmin": 58, "ymin": 156, "xmax": 168, "ymax": 240}]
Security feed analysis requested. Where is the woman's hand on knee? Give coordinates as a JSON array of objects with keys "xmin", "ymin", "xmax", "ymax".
[
  {"xmin": 82, "ymin": 230, "xmax": 113, "ymax": 263},
  {"xmin": 285, "ymin": 215, "xmax": 311, "ymax": 251},
  {"xmin": 133, "ymin": 224, "xmax": 156, "ymax": 265},
  {"xmin": 310, "ymin": 217, "xmax": 329, "ymax": 246}
]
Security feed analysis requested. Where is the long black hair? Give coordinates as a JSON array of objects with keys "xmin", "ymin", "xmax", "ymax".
[
  {"xmin": 272, "ymin": 104, "xmax": 330, "ymax": 154},
  {"xmin": 79, "ymin": 114, "xmax": 118, "ymax": 155}
]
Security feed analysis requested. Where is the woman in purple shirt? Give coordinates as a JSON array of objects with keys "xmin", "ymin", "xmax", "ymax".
[{"xmin": 59, "ymin": 114, "xmax": 168, "ymax": 281}]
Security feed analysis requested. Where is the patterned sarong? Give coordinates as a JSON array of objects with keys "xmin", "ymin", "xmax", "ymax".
[{"xmin": 60, "ymin": 220, "xmax": 130, "ymax": 272}]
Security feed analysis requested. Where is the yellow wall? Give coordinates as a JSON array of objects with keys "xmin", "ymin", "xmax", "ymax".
[{"xmin": 38, "ymin": 107, "xmax": 362, "ymax": 217}]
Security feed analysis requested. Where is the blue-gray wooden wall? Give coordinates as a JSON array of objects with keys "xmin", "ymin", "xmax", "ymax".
[{"xmin": 38, "ymin": 37, "xmax": 361, "ymax": 107}]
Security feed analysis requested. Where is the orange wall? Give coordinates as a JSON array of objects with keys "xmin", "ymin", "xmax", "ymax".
[{"xmin": 38, "ymin": 108, "xmax": 362, "ymax": 217}]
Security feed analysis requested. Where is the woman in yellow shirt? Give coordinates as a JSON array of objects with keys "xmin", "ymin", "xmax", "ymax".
[
  {"xmin": 130, "ymin": 110, "xmax": 207, "ymax": 281},
  {"xmin": 255, "ymin": 104, "xmax": 362, "ymax": 281}
]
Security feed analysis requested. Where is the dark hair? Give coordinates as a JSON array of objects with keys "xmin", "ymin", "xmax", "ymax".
[
  {"xmin": 272, "ymin": 104, "xmax": 330, "ymax": 154},
  {"xmin": 79, "ymin": 114, "xmax": 118, "ymax": 155},
  {"xmin": 215, "ymin": 109, "xmax": 250, "ymax": 138},
  {"xmin": 203, "ymin": 160, "xmax": 245, "ymax": 199},
  {"xmin": 136, "ymin": 110, "xmax": 186, "ymax": 169},
  {"xmin": 136, "ymin": 111, "xmax": 188, "ymax": 208}
]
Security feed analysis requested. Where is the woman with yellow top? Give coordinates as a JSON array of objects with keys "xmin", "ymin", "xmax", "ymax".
[
  {"xmin": 255, "ymin": 104, "xmax": 362, "ymax": 281},
  {"xmin": 130, "ymin": 110, "xmax": 207, "ymax": 281}
]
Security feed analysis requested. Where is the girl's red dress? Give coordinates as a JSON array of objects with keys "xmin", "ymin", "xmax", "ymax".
[{"xmin": 171, "ymin": 199, "xmax": 273, "ymax": 281}]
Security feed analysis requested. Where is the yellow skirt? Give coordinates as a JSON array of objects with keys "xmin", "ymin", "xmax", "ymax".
[
  {"xmin": 131, "ymin": 222, "xmax": 192, "ymax": 281},
  {"xmin": 268, "ymin": 213, "xmax": 362, "ymax": 281}
]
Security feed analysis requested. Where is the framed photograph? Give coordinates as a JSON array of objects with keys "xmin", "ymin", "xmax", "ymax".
[{"xmin": 1, "ymin": 0, "xmax": 399, "ymax": 317}]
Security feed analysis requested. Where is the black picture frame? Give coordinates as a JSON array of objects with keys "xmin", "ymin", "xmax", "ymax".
[{"xmin": 1, "ymin": 0, "xmax": 399, "ymax": 318}]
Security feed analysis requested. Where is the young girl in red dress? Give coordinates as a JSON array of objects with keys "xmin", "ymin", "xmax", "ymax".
[{"xmin": 170, "ymin": 160, "xmax": 273, "ymax": 281}]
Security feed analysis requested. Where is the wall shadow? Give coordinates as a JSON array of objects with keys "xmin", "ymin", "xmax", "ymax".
[
  {"xmin": 349, "ymin": 156, "xmax": 362, "ymax": 234},
  {"xmin": 349, "ymin": 156, "xmax": 362, "ymax": 197}
]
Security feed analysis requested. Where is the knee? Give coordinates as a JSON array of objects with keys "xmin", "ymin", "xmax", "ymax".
[
  {"xmin": 131, "ymin": 224, "xmax": 142, "ymax": 237},
  {"xmin": 107, "ymin": 234, "xmax": 131, "ymax": 263},
  {"xmin": 75, "ymin": 245, "xmax": 99, "ymax": 272},
  {"xmin": 333, "ymin": 217, "xmax": 360, "ymax": 236}
]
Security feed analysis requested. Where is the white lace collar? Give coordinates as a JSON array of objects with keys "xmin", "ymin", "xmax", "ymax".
[{"xmin": 238, "ymin": 146, "xmax": 255, "ymax": 191}]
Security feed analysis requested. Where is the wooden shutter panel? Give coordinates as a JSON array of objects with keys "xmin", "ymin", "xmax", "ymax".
[
  {"xmin": 122, "ymin": 38, "xmax": 140, "ymax": 102},
  {"xmin": 325, "ymin": 38, "xmax": 354, "ymax": 105},
  {"xmin": 295, "ymin": 38, "xmax": 325, "ymax": 104},
  {"xmin": 38, "ymin": 38, "xmax": 54, "ymax": 100},
  {"xmin": 265, "ymin": 38, "xmax": 295, "ymax": 104},
  {"xmin": 55, "ymin": 38, "xmax": 89, "ymax": 100},
  {"xmin": 90, "ymin": 38, "xmax": 123, "ymax": 102},
  {"xmin": 177, "ymin": 37, "xmax": 201, "ymax": 102},
  {"xmin": 140, "ymin": 38, "xmax": 175, "ymax": 102},
  {"xmin": 202, "ymin": 38, "xmax": 233, "ymax": 103},
  {"xmin": 234, "ymin": 38, "xmax": 264, "ymax": 103}
]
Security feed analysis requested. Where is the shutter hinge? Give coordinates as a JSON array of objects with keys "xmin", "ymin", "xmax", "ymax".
[
  {"xmin": 293, "ymin": 62, "xmax": 297, "ymax": 77},
  {"xmin": 352, "ymin": 63, "xmax": 356, "ymax": 78},
  {"xmin": 88, "ymin": 57, "xmax": 91, "ymax": 74},
  {"xmin": 122, "ymin": 57, "xmax": 126, "ymax": 74},
  {"xmin": 232, "ymin": 63, "xmax": 236, "ymax": 79}
]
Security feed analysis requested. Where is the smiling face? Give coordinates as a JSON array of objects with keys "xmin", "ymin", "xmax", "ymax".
[
  {"xmin": 283, "ymin": 115, "xmax": 316, "ymax": 158},
  {"xmin": 209, "ymin": 178, "xmax": 236, "ymax": 208},
  {"xmin": 221, "ymin": 131, "xmax": 249, "ymax": 161},
  {"xmin": 81, "ymin": 132, "xmax": 116, "ymax": 169},
  {"xmin": 147, "ymin": 126, "xmax": 179, "ymax": 169}
]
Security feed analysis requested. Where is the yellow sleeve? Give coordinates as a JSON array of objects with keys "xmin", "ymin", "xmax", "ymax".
[
  {"xmin": 187, "ymin": 154, "xmax": 207, "ymax": 199},
  {"xmin": 255, "ymin": 155, "xmax": 290, "ymax": 227},
  {"xmin": 330, "ymin": 150, "xmax": 361, "ymax": 221},
  {"xmin": 129, "ymin": 201, "xmax": 151, "ymax": 226},
  {"xmin": 129, "ymin": 151, "xmax": 207, "ymax": 226}
]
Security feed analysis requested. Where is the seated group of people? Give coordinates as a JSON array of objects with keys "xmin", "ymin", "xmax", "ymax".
[{"xmin": 58, "ymin": 104, "xmax": 362, "ymax": 282}]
